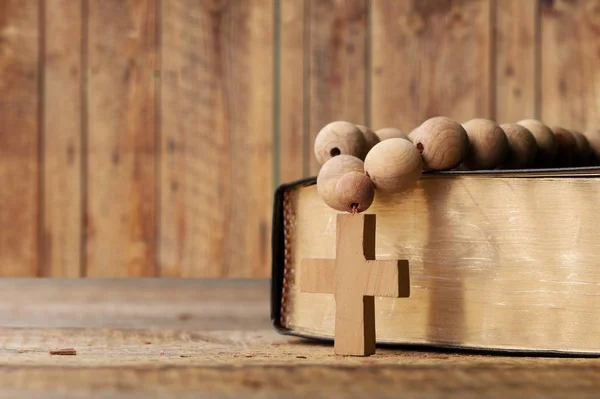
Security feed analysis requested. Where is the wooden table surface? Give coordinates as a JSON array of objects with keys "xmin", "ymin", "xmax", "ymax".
[{"xmin": 0, "ymin": 279, "xmax": 598, "ymax": 398}]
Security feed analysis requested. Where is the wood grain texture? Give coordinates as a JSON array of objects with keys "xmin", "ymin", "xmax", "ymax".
[
  {"xmin": 160, "ymin": 0, "xmax": 273, "ymax": 277},
  {"xmin": 0, "ymin": 279, "xmax": 269, "ymax": 329},
  {"xmin": 1, "ymin": 363, "xmax": 599, "ymax": 399},
  {"xmin": 279, "ymin": 0, "xmax": 305, "ymax": 182},
  {"xmin": 3, "ymin": 0, "xmax": 600, "ymax": 279},
  {"xmin": 0, "ymin": 279, "xmax": 598, "ymax": 398},
  {"xmin": 495, "ymin": 0, "xmax": 538, "ymax": 123},
  {"xmin": 42, "ymin": 0, "xmax": 82, "ymax": 277},
  {"xmin": 371, "ymin": 0, "xmax": 492, "ymax": 131},
  {"xmin": 308, "ymin": 0, "xmax": 368, "ymax": 175},
  {"xmin": 243, "ymin": 0, "xmax": 274, "ymax": 277},
  {"xmin": 541, "ymin": 0, "xmax": 600, "ymax": 131},
  {"xmin": 0, "ymin": 1, "xmax": 40, "ymax": 277},
  {"xmin": 86, "ymin": 0, "xmax": 157, "ymax": 277}
]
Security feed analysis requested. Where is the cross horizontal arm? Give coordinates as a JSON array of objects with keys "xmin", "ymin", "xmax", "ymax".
[
  {"xmin": 299, "ymin": 258, "xmax": 335, "ymax": 294},
  {"xmin": 364, "ymin": 259, "xmax": 410, "ymax": 298}
]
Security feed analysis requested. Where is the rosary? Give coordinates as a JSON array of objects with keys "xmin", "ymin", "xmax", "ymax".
[
  {"xmin": 315, "ymin": 118, "xmax": 600, "ymax": 214},
  {"xmin": 303, "ymin": 117, "xmax": 600, "ymax": 356}
]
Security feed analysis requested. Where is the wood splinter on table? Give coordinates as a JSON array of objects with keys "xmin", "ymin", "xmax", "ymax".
[
  {"xmin": 300, "ymin": 214, "xmax": 410, "ymax": 356},
  {"xmin": 49, "ymin": 348, "xmax": 77, "ymax": 356}
]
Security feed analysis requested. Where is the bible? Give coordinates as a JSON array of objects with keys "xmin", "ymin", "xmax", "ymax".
[{"xmin": 271, "ymin": 167, "xmax": 600, "ymax": 355}]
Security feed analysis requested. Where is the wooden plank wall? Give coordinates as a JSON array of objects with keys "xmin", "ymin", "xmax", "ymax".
[{"xmin": 0, "ymin": 0, "xmax": 597, "ymax": 277}]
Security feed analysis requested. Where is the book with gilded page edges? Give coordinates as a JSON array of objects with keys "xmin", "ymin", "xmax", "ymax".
[{"xmin": 271, "ymin": 168, "xmax": 600, "ymax": 355}]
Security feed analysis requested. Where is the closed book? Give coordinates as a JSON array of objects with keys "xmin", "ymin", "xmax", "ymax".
[{"xmin": 271, "ymin": 168, "xmax": 600, "ymax": 355}]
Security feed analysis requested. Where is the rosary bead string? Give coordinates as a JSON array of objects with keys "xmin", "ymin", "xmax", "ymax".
[{"xmin": 314, "ymin": 117, "xmax": 599, "ymax": 214}]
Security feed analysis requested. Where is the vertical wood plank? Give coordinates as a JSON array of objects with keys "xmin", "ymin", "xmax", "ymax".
[
  {"xmin": 0, "ymin": 1, "xmax": 40, "ymax": 277},
  {"xmin": 371, "ymin": 0, "xmax": 492, "ymax": 131},
  {"xmin": 308, "ymin": 0, "xmax": 368, "ymax": 175},
  {"xmin": 541, "ymin": 0, "xmax": 600, "ymax": 131},
  {"xmin": 495, "ymin": 0, "xmax": 538, "ymax": 123},
  {"xmin": 159, "ymin": 0, "xmax": 201, "ymax": 277},
  {"xmin": 42, "ymin": 0, "xmax": 82, "ymax": 277},
  {"xmin": 160, "ymin": 0, "xmax": 273, "ymax": 277},
  {"xmin": 245, "ymin": 0, "xmax": 274, "ymax": 277},
  {"xmin": 86, "ymin": 0, "xmax": 157, "ymax": 277},
  {"xmin": 278, "ymin": 0, "xmax": 305, "ymax": 182}
]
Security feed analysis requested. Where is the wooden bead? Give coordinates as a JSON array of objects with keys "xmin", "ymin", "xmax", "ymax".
[
  {"xmin": 374, "ymin": 127, "xmax": 409, "ymax": 142},
  {"xmin": 316, "ymin": 155, "xmax": 365, "ymax": 211},
  {"xmin": 314, "ymin": 121, "xmax": 366, "ymax": 165},
  {"xmin": 516, "ymin": 119, "xmax": 557, "ymax": 167},
  {"xmin": 571, "ymin": 131, "xmax": 592, "ymax": 166},
  {"xmin": 583, "ymin": 129, "xmax": 600, "ymax": 165},
  {"xmin": 551, "ymin": 127, "xmax": 577, "ymax": 167},
  {"xmin": 499, "ymin": 123, "xmax": 537, "ymax": 169},
  {"xmin": 333, "ymin": 172, "xmax": 375, "ymax": 213},
  {"xmin": 409, "ymin": 116, "xmax": 469, "ymax": 170},
  {"xmin": 461, "ymin": 119, "xmax": 508, "ymax": 170},
  {"xmin": 364, "ymin": 138, "xmax": 422, "ymax": 194},
  {"xmin": 356, "ymin": 125, "xmax": 380, "ymax": 154}
]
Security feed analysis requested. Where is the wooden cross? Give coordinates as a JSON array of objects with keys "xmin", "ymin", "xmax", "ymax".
[{"xmin": 299, "ymin": 213, "xmax": 410, "ymax": 356}]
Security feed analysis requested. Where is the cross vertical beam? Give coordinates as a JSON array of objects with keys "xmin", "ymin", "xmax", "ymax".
[{"xmin": 300, "ymin": 214, "xmax": 410, "ymax": 356}]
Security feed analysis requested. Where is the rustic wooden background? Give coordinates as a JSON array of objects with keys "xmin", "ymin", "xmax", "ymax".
[{"xmin": 0, "ymin": 0, "xmax": 597, "ymax": 277}]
